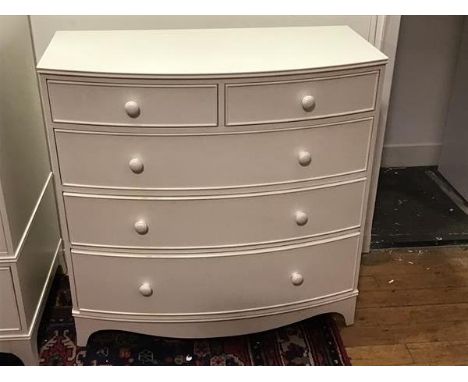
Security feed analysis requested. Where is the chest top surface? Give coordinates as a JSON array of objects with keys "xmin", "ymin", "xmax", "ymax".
[{"xmin": 37, "ymin": 26, "xmax": 387, "ymax": 76}]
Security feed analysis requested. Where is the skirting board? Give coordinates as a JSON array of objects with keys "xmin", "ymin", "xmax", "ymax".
[{"xmin": 381, "ymin": 143, "xmax": 442, "ymax": 167}]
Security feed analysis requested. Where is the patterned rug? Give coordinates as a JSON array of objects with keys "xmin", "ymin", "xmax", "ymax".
[{"xmin": 8, "ymin": 274, "xmax": 352, "ymax": 366}]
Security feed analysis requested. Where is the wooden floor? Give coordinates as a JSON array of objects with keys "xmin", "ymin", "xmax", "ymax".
[{"xmin": 336, "ymin": 245, "xmax": 468, "ymax": 365}]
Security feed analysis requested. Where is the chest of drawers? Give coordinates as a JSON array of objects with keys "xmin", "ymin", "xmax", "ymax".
[{"xmin": 37, "ymin": 26, "xmax": 387, "ymax": 344}]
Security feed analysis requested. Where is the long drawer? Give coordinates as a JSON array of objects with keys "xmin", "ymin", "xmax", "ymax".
[
  {"xmin": 0, "ymin": 267, "xmax": 21, "ymax": 331},
  {"xmin": 64, "ymin": 179, "xmax": 366, "ymax": 249},
  {"xmin": 47, "ymin": 80, "xmax": 218, "ymax": 127},
  {"xmin": 55, "ymin": 118, "xmax": 372, "ymax": 191},
  {"xmin": 72, "ymin": 234, "xmax": 360, "ymax": 315},
  {"xmin": 225, "ymin": 71, "xmax": 379, "ymax": 126}
]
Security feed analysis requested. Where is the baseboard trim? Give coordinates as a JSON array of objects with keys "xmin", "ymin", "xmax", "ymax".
[{"xmin": 381, "ymin": 143, "xmax": 442, "ymax": 167}]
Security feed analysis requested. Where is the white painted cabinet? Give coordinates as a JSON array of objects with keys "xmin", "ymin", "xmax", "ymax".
[
  {"xmin": 0, "ymin": 16, "xmax": 61, "ymax": 365},
  {"xmin": 38, "ymin": 26, "xmax": 387, "ymax": 344}
]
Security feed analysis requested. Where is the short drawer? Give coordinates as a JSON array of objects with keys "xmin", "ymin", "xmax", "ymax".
[
  {"xmin": 0, "ymin": 267, "xmax": 21, "ymax": 331},
  {"xmin": 64, "ymin": 180, "xmax": 366, "ymax": 249},
  {"xmin": 55, "ymin": 118, "xmax": 373, "ymax": 190},
  {"xmin": 72, "ymin": 234, "xmax": 359, "ymax": 315},
  {"xmin": 47, "ymin": 81, "xmax": 218, "ymax": 127},
  {"xmin": 225, "ymin": 71, "xmax": 379, "ymax": 126}
]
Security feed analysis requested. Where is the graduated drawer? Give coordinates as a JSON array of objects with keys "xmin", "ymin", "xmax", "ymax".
[
  {"xmin": 47, "ymin": 80, "xmax": 218, "ymax": 127},
  {"xmin": 0, "ymin": 267, "xmax": 21, "ymax": 332},
  {"xmin": 64, "ymin": 179, "xmax": 366, "ymax": 250},
  {"xmin": 225, "ymin": 71, "xmax": 379, "ymax": 126},
  {"xmin": 55, "ymin": 118, "xmax": 372, "ymax": 190},
  {"xmin": 72, "ymin": 234, "xmax": 359, "ymax": 315}
]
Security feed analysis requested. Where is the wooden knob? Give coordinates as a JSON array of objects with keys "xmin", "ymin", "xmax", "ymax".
[
  {"xmin": 139, "ymin": 282, "xmax": 153, "ymax": 297},
  {"xmin": 295, "ymin": 211, "xmax": 308, "ymax": 226},
  {"xmin": 290, "ymin": 272, "xmax": 304, "ymax": 286},
  {"xmin": 134, "ymin": 219, "xmax": 149, "ymax": 235},
  {"xmin": 301, "ymin": 95, "xmax": 316, "ymax": 112},
  {"xmin": 125, "ymin": 100, "xmax": 141, "ymax": 118},
  {"xmin": 129, "ymin": 157, "xmax": 144, "ymax": 174},
  {"xmin": 298, "ymin": 151, "xmax": 312, "ymax": 166}
]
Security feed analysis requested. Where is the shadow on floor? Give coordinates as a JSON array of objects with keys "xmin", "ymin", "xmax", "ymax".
[{"xmin": 371, "ymin": 166, "xmax": 468, "ymax": 249}]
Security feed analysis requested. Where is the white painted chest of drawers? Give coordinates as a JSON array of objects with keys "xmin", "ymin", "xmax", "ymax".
[{"xmin": 37, "ymin": 26, "xmax": 387, "ymax": 344}]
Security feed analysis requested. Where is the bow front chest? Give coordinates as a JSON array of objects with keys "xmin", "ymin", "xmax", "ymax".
[{"xmin": 37, "ymin": 26, "xmax": 387, "ymax": 344}]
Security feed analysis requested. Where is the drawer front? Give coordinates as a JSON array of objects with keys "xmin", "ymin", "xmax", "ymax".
[
  {"xmin": 56, "ymin": 118, "xmax": 372, "ymax": 190},
  {"xmin": 0, "ymin": 267, "xmax": 21, "ymax": 331},
  {"xmin": 225, "ymin": 71, "xmax": 379, "ymax": 126},
  {"xmin": 64, "ymin": 180, "xmax": 366, "ymax": 249},
  {"xmin": 72, "ymin": 235, "xmax": 359, "ymax": 315},
  {"xmin": 47, "ymin": 81, "xmax": 218, "ymax": 127}
]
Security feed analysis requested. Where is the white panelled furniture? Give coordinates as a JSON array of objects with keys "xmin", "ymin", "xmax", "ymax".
[
  {"xmin": 0, "ymin": 16, "xmax": 61, "ymax": 365},
  {"xmin": 37, "ymin": 26, "xmax": 387, "ymax": 344}
]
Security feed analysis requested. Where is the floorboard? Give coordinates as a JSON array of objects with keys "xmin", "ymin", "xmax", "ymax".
[
  {"xmin": 346, "ymin": 344, "xmax": 414, "ymax": 366},
  {"xmin": 338, "ymin": 245, "xmax": 468, "ymax": 365}
]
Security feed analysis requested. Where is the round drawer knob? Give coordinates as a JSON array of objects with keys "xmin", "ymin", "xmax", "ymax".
[
  {"xmin": 295, "ymin": 211, "xmax": 308, "ymax": 226},
  {"xmin": 134, "ymin": 219, "xmax": 149, "ymax": 235},
  {"xmin": 301, "ymin": 95, "xmax": 316, "ymax": 112},
  {"xmin": 139, "ymin": 282, "xmax": 153, "ymax": 297},
  {"xmin": 298, "ymin": 151, "xmax": 312, "ymax": 167},
  {"xmin": 129, "ymin": 157, "xmax": 144, "ymax": 174},
  {"xmin": 290, "ymin": 272, "xmax": 304, "ymax": 286},
  {"xmin": 125, "ymin": 100, "xmax": 141, "ymax": 118}
]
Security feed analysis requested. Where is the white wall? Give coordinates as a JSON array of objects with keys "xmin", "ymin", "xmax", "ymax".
[
  {"xmin": 438, "ymin": 17, "xmax": 468, "ymax": 199},
  {"xmin": 30, "ymin": 15, "xmax": 380, "ymax": 61},
  {"xmin": 382, "ymin": 16, "xmax": 464, "ymax": 167}
]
